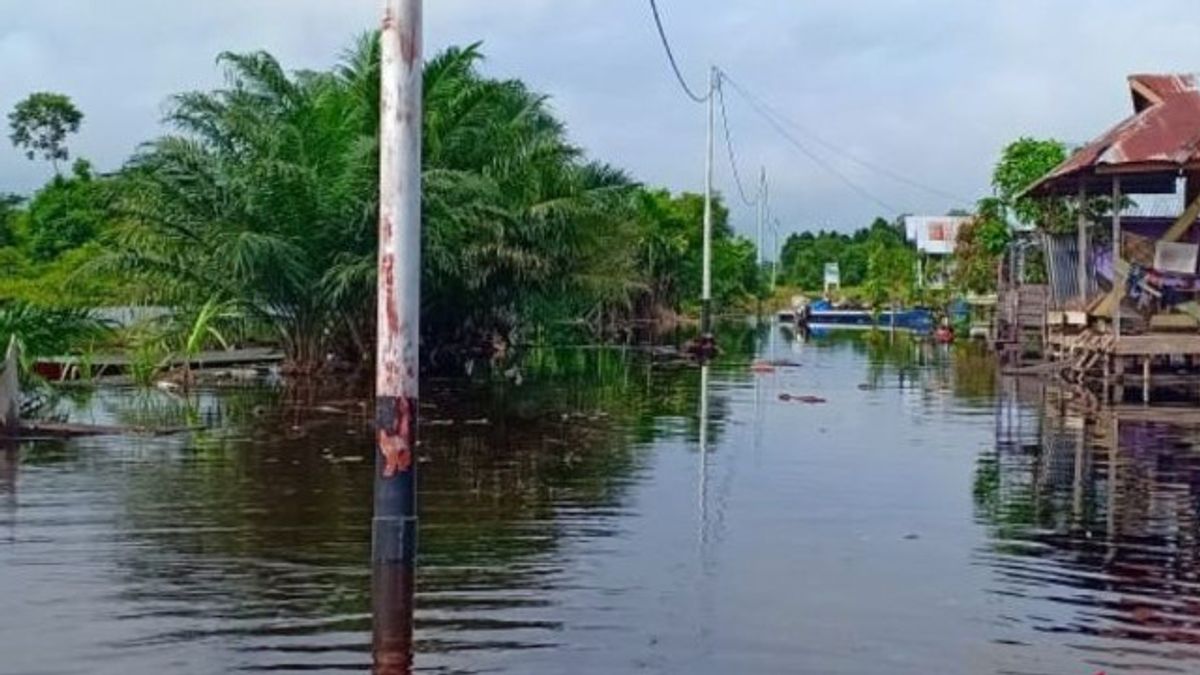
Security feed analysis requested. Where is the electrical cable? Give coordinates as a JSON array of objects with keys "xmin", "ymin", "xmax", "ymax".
[
  {"xmin": 720, "ymin": 72, "xmax": 973, "ymax": 208},
  {"xmin": 719, "ymin": 68, "xmax": 900, "ymax": 215},
  {"xmin": 715, "ymin": 76, "xmax": 760, "ymax": 207},
  {"xmin": 647, "ymin": 0, "xmax": 710, "ymax": 103}
]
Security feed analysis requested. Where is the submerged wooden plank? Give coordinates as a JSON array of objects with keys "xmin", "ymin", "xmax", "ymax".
[
  {"xmin": 38, "ymin": 347, "xmax": 284, "ymax": 369},
  {"xmin": 18, "ymin": 422, "xmax": 199, "ymax": 438}
]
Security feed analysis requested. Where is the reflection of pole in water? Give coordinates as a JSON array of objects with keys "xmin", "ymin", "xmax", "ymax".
[
  {"xmin": 374, "ymin": 0, "xmax": 421, "ymax": 672},
  {"xmin": 0, "ymin": 443, "xmax": 15, "ymax": 543},
  {"xmin": 694, "ymin": 363, "xmax": 715, "ymax": 655},
  {"xmin": 768, "ymin": 315, "xmax": 778, "ymax": 360},
  {"xmin": 698, "ymin": 364, "xmax": 710, "ymax": 547},
  {"xmin": 0, "ymin": 443, "xmax": 15, "ymax": 497},
  {"xmin": 1106, "ymin": 415, "xmax": 1119, "ymax": 565},
  {"xmin": 1071, "ymin": 415, "xmax": 1086, "ymax": 530}
]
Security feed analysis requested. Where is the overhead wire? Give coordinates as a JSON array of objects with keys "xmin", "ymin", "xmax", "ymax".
[
  {"xmin": 719, "ymin": 72, "xmax": 973, "ymax": 208},
  {"xmin": 647, "ymin": 0, "xmax": 710, "ymax": 104},
  {"xmin": 716, "ymin": 68, "xmax": 899, "ymax": 216},
  {"xmin": 646, "ymin": 5, "xmax": 967, "ymax": 226},
  {"xmin": 715, "ymin": 75, "xmax": 759, "ymax": 208}
]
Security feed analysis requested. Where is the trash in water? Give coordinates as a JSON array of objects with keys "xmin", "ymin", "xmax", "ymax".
[{"xmin": 779, "ymin": 393, "xmax": 826, "ymax": 404}]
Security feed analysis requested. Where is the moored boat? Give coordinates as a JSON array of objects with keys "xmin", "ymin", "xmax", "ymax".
[{"xmin": 798, "ymin": 300, "xmax": 934, "ymax": 333}]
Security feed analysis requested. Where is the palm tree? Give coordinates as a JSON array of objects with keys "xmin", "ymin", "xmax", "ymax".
[{"xmin": 96, "ymin": 36, "xmax": 642, "ymax": 373}]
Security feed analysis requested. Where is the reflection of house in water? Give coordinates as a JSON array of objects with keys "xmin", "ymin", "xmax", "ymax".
[{"xmin": 981, "ymin": 377, "xmax": 1200, "ymax": 657}]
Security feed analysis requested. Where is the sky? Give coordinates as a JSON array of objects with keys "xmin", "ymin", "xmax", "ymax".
[{"xmin": 2, "ymin": 0, "xmax": 1200, "ymax": 242}]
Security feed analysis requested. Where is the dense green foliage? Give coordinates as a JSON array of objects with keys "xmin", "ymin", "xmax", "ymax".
[
  {"xmin": 23, "ymin": 160, "xmax": 109, "ymax": 261},
  {"xmin": 990, "ymin": 137, "xmax": 1074, "ymax": 234},
  {"xmin": 630, "ymin": 189, "xmax": 759, "ymax": 319},
  {"xmin": 0, "ymin": 159, "xmax": 128, "ymax": 306},
  {"xmin": 0, "ymin": 193, "xmax": 21, "ymax": 248},
  {"xmin": 8, "ymin": 92, "xmax": 84, "ymax": 174},
  {"xmin": 952, "ymin": 197, "xmax": 1011, "ymax": 294},
  {"xmin": 0, "ymin": 301, "xmax": 109, "ymax": 368},
  {"xmin": 778, "ymin": 217, "xmax": 911, "ymax": 296},
  {"xmin": 953, "ymin": 136, "xmax": 1082, "ymax": 293},
  {"xmin": 31, "ymin": 37, "xmax": 756, "ymax": 371}
]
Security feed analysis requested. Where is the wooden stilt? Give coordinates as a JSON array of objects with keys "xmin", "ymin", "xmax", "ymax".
[
  {"xmin": 1114, "ymin": 356, "xmax": 1125, "ymax": 403},
  {"xmin": 1142, "ymin": 357, "xmax": 1151, "ymax": 404},
  {"xmin": 1103, "ymin": 353, "xmax": 1112, "ymax": 403}
]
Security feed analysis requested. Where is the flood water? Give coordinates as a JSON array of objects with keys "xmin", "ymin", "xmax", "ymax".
[{"xmin": 5, "ymin": 327, "xmax": 1200, "ymax": 674}]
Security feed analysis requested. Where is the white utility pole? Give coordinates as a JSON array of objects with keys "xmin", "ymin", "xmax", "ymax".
[
  {"xmin": 701, "ymin": 66, "xmax": 716, "ymax": 342},
  {"xmin": 374, "ymin": 0, "xmax": 421, "ymax": 671},
  {"xmin": 756, "ymin": 168, "xmax": 767, "ymax": 267}
]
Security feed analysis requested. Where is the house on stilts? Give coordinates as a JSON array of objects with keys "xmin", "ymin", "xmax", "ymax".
[{"xmin": 1024, "ymin": 74, "xmax": 1200, "ymax": 403}]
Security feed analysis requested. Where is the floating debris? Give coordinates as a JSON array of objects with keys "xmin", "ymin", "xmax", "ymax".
[{"xmin": 779, "ymin": 393, "xmax": 827, "ymax": 404}]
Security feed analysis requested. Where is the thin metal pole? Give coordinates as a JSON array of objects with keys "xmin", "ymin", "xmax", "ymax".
[
  {"xmin": 374, "ymin": 0, "xmax": 421, "ymax": 672},
  {"xmin": 701, "ymin": 67, "xmax": 716, "ymax": 341},
  {"xmin": 756, "ymin": 168, "xmax": 766, "ymax": 267},
  {"xmin": 771, "ymin": 219, "xmax": 779, "ymax": 291},
  {"xmin": 1077, "ymin": 183, "xmax": 1088, "ymax": 302},
  {"xmin": 1112, "ymin": 176, "xmax": 1122, "ymax": 339}
]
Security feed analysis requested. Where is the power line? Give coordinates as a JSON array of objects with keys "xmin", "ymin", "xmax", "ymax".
[
  {"xmin": 716, "ymin": 69, "xmax": 899, "ymax": 216},
  {"xmin": 715, "ymin": 76, "xmax": 759, "ymax": 208},
  {"xmin": 647, "ymin": 0, "xmax": 710, "ymax": 104},
  {"xmin": 719, "ymin": 72, "xmax": 973, "ymax": 208}
]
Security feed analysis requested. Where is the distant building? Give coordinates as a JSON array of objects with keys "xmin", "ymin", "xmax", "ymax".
[{"xmin": 904, "ymin": 215, "xmax": 971, "ymax": 256}]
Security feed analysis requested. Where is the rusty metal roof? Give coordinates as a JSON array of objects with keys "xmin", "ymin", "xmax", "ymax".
[{"xmin": 1027, "ymin": 74, "xmax": 1200, "ymax": 197}]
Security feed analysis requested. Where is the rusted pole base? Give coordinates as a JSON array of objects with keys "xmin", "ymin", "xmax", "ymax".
[{"xmin": 372, "ymin": 561, "xmax": 415, "ymax": 675}]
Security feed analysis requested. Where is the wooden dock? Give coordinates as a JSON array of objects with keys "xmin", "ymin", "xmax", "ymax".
[
  {"xmin": 35, "ymin": 347, "xmax": 284, "ymax": 380},
  {"xmin": 1047, "ymin": 329, "xmax": 1200, "ymax": 403},
  {"xmin": 992, "ymin": 284, "xmax": 1049, "ymax": 365}
]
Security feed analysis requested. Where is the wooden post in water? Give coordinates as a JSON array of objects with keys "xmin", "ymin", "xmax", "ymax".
[
  {"xmin": 373, "ymin": 0, "xmax": 421, "ymax": 672},
  {"xmin": 1142, "ymin": 357, "xmax": 1151, "ymax": 404}
]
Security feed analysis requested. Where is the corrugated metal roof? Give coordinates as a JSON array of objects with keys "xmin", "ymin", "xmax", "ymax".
[{"xmin": 1028, "ymin": 74, "xmax": 1200, "ymax": 197}]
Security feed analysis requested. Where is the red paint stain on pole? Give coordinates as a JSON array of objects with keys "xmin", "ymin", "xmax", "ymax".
[{"xmin": 377, "ymin": 396, "xmax": 414, "ymax": 478}]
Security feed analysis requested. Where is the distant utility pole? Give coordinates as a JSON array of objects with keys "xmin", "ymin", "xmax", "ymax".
[
  {"xmin": 771, "ymin": 218, "xmax": 780, "ymax": 291},
  {"xmin": 756, "ymin": 168, "xmax": 767, "ymax": 267},
  {"xmin": 374, "ymin": 0, "xmax": 421, "ymax": 672},
  {"xmin": 701, "ymin": 66, "xmax": 716, "ymax": 345}
]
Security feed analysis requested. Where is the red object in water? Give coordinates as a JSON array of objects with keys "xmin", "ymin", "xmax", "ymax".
[
  {"xmin": 934, "ymin": 326, "xmax": 954, "ymax": 344},
  {"xmin": 750, "ymin": 361, "xmax": 775, "ymax": 373}
]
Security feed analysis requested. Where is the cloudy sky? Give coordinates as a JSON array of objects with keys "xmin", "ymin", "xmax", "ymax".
[{"xmin": 2, "ymin": 0, "xmax": 1199, "ymax": 240}]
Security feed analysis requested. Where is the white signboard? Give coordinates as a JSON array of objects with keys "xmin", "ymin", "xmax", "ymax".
[
  {"xmin": 903, "ymin": 216, "xmax": 971, "ymax": 255},
  {"xmin": 823, "ymin": 262, "xmax": 840, "ymax": 290}
]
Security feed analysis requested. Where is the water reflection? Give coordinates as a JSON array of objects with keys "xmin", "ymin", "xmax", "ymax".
[
  {"xmin": 977, "ymin": 377, "xmax": 1200, "ymax": 670},
  {"xmin": 12, "ymin": 329, "xmax": 1200, "ymax": 673},
  {"xmin": 0, "ymin": 442, "xmax": 15, "ymax": 543}
]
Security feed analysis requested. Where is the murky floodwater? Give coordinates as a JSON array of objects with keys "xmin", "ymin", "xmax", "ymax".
[{"xmin": 4, "ymin": 327, "xmax": 1200, "ymax": 674}]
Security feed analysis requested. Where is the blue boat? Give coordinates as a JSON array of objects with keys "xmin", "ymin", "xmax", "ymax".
[{"xmin": 800, "ymin": 300, "xmax": 934, "ymax": 333}]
